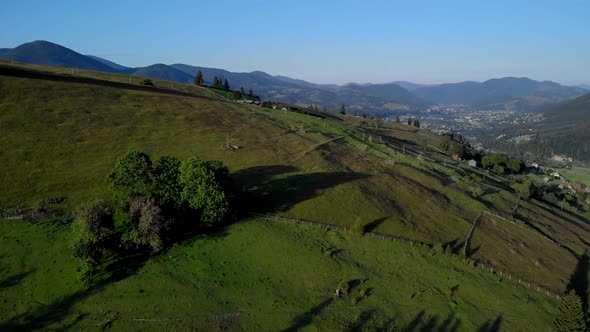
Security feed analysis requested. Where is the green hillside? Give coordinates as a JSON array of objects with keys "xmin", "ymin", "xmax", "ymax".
[{"xmin": 0, "ymin": 62, "xmax": 588, "ymax": 330}]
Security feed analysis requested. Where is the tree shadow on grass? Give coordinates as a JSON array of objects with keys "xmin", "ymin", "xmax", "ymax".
[
  {"xmin": 0, "ymin": 271, "xmax": 33, "ymax": 292},
  {"xmin": 364, "ymin": 217, "xmax": 386, "ymax": 233},
  {"xmin": 566, "ymin": 252, "xmax": 589, "ymax": 311},
  {"xmin": 282, "ymin": 297, "xmax": 334, "ymax": 332},
  {"xmin": 402, "ymin": 310, "xmax": 462, "ymax": 332},
  {"xmin": 476, "ymin": 315, "xmax": 503, "ymax": 332},
  {"xmin": 233, "ymin": 165, "xmax": 369, "ymax": 214},
  {"xmin": 0, "ymin": 250, "xmax": 150, "ymax": 331}
]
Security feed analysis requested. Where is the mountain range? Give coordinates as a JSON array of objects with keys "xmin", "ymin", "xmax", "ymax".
[{"xmin": 1, "ymin": 40, "xmax": 586, "ymax": 114}]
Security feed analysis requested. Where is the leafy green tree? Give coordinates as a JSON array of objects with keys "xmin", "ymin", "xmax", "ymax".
[
  {"xmin": 507, "ymin": 159, "xmax": 522, "ymax": 174},
  {"xmin": 194, "ymin": 70, "xmax": 204, "ymax": 85},
  {"xmin": 72, "ymin": 201, "xmax": 114, "ymax": 264},
  {"xmin": 107, "ymin": 151, "xmax": 153, "ymax": 201},
  {"xmin": 482, "ymin": 155, "xmax": 492, "ymax": 169},
  {"xmin": 553, "ymin": 291, "xmax": 587, "ymax": 332},
  {"xmin": 152, "ymin": 156, "xmax": 181, "ymax": 207},
  {"xmin": 511, "ymin": 180, "xmax": 532, "ymax": 200},
  {"xmin": 179, "ymin": 157, "xmax": 229, "ymax": 225}
]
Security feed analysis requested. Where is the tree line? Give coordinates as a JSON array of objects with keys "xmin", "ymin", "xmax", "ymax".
[{"xmin": 194, "ymin": 69, "xmax": 258, "ymax": 100}]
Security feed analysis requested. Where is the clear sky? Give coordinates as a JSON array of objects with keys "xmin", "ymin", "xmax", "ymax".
[{"xmin": 1, "ymin": 0, "xmax": 589, "ymax": 85}]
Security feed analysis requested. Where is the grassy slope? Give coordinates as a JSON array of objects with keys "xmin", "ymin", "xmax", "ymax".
[
  {"xmin": 1, "ymin": 63, "xmax": 588, "ymax": 292},
  {"xmin": 0, "ymin": 63, "xmax": 588, "ymax": 327},
  {"xmin": 0, "ymin": 218, "xmax": 555, "ymax": 331}
]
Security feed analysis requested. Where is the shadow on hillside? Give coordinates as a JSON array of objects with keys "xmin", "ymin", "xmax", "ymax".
[
  {"xmin": 364, "ymin": 217, "xmax": 386, "ymax": 233},
  {"xmin": 233, "ymin": 165, "xmax": 369, "ymax": 214},
  {"xmin": 0, "ymin": 251, "xmax": 150, "ymax": 331},
  {"xmin": 0, "ymin": 270, "xmax": 33, "ymax": 292},
  {"xmin": 566, "ymin": 252, "xmax": 589, "ymax": 311},
  {"xmin": 401, "ymin": 310, "xmax": 462, "ymax": 332},
  {"xmin": 282, "ymin": 297, "xmax": 334, "ymax": 332},
  {"xmin": 476, "ymin": 315, "xmax": 503, "ymax": 332}
]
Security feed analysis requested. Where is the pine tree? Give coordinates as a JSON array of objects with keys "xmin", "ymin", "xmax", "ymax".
[
  {"xmin": 553, "ymin": 291, "xmax": 587, "ymax": 332},
  {"xmin": 223, "ymin": 79, "xmax": 230, "ymax": 90},
  {"xmin": 340, "ymin": 105, "xmax": 346, "ymax": 115},
  {"xmin": 407, "ymin": 117, "xmax": 413, "ymax": 125},
  {"xmin": 248, "ymin": 88, "xmax": 254, "ymax": 97},
  {"xmin": 194, "ymin": 70, "xmax": 204, "ymax": 85},
  {"xmin": 240, "ymin": 87, "xmax": 246, "ymax": 95}
]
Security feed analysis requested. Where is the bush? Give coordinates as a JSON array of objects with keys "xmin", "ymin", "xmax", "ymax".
[
  {"xmin": 350, "ymin": 219, "xmax": 365, "ymax": 235},
  {"xmin": 139, "ymin": 79, "xmax": 154, "ymax": 86}
]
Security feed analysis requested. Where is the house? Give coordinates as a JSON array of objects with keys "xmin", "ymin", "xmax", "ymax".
[
  {"xmin": 549, "ymin": 171, "xmax": 560, "ymax": 178},
  {"xmin": 571, "ymin": 182, "xmax": 584, "ymax": 191},
  {"xmin": 451, "ymin": 153, "xmax": 460, "ymax": 161},
  {"xmin": 467, "ymin": 159, "xmax": 477, "ymax": 167}
]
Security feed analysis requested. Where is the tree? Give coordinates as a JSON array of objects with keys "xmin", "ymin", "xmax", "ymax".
[
  {"xmin": 194, "ymin": 70, "xmax": 204, "ymax": 85},
  {"xmin": 340, "ymin": 105, "xmax": 346, "ymax": 115},
  {"xmin": 139, "ymin": 79, "xmax": 154, "ymax": 86},
  {"xmin": 240, "ymin": 87, "xmax": 246, "ymax": 95},
  {"xmin": 407, "ymin": 117, "xmax": 413, "ymax": 126},
  {"xmin": 482, "ymin": 155, "xmax": 492, "ymax": 169},
  {"xmin": 72, "ymin": 200, "xmax": 114, "ymax": 264},
  {"xmin": 553, "ymin": 291, "xmax": 587, "ymax": 332},
  {"xmin": 108, "ymin": 151, "xmax": 153, "ymax": 201},
  {"xmin": 152, "ymin": 156, "xmax": 181, "ymax": 208},
  {"xmin": 223, "ymin": 79, "xmax": 230, "ymax": 90},
  {"xmin": 179, "ymin": 157, "xmax": 229, "ymax": 225},
  {"xmin": 507, "ymin": 159, "xmax": 522, "ymax": 174},
  {"xmin": 395, "ymin": 116, "xmax": 401, "ymax": 123},
  {"xmin": 511, "ymin": 180, "xmax": 532, "ymax": 200},
  {"xmin": 233, "ymin": 90, "xmax": 243, "ymax": 100},
  {"xmin": 248, "ymin": 88, "xmax": 254, "ymax": 97},
  {"xmin": 213, "ymin": 76, "xmax": 223, "ymax": 88},
  {"xmin": 413, "ymin": 119, "xmax": 420, "ymax": 128}
]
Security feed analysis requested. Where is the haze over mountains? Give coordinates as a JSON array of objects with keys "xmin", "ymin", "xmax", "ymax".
[{"xmin": 1, "ymin": 40, "xmax": 587, "ymax": 115}]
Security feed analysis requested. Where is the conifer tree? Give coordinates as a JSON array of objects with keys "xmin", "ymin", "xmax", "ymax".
[
  {"xmin": 194, "ymin": 70, "xmax": 204, "ymax": 85},
  {"xmin": 340, "ymin": 105, "xmax": 346, "ymax": 115},
  {"xmin": 553, "ymin": 291, "xmax": 587, "ymax": 332},
  {"xmin": 248, "ymin": 88, "xmax": 254, "ymax": 97},
  {"xmin": 223, "ymin": 79, "xmax": 230, "ymax": 90}
]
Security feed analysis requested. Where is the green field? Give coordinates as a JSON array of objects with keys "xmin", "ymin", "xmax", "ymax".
[
  {"xmin": 0, "ymin": 217, "xmax": 556, "ymax": 331},
  {"xmin": 0, "ymin": 62, "xmax": 588, "ymax": 330},
  {"xmin": 559, "ymin": 167, "xmax": 590, "ymax": 187}
]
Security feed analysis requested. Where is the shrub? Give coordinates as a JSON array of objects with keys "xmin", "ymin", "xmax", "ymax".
[
  {"xmin": 140, "ymin": 79, "xmax": 154, "ymax": 86},
  {"xmin": 350, "ymin": 218, "xmax": 365, "ymax": 235}
]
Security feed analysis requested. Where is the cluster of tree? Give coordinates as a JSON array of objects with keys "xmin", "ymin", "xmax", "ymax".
[
  {"xmin": 482, "ymin": 153, "xmax": 524, "ymax": 175},
  {"xmin": 72, "ymin": 152, "xmax": 233, "ymax": 285},
  {"xmin": 407, "ymin": 118, "xmax": 420, "ymax": 128},
  {"xmin": 212, "ymin": 76, "xmax": 230, "ymax": 90},
  {"xmin": 507, "ymin": 176, "xmax": 590, "ymax": 216}
]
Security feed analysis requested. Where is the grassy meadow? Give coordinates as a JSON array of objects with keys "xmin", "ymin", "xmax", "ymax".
[{"xmin": 0, "ymin": 217, "xmax": 556, "ymax": 331}]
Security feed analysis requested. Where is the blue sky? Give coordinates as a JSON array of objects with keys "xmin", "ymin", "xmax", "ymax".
[{"xmin": 1, "ymin": 0, "xmax": 589, "ymax": 85}]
